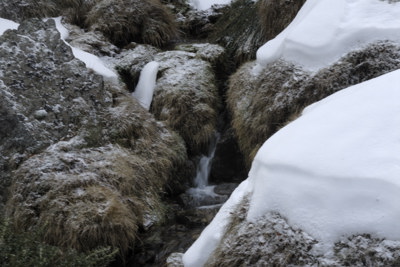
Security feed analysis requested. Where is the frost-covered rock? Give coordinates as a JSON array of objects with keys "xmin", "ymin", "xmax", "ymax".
[
  {"xmin": 0, "ymin": 18, "xmax": 110, "ymax": 202},
  {"xmin": 0, "ymin": 17, "xmax": 190, "ymax": 255}
]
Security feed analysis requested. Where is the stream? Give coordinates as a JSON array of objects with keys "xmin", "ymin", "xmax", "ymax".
[{"xmin": 130, "ymin": 132, "xmax": 240, "ymax": 266}]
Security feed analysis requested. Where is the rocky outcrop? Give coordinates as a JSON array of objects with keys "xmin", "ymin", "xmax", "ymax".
[
  {"xmin": 210, "ymin": 0, "xmax": 305, "ymax": 67},
  {"xmin": 228, "ymin": 41, "xmax": 400, "ymax": 165},
  {"xmin": 1, "ymin": 18, "xmax": 189, "ymax": 255}
]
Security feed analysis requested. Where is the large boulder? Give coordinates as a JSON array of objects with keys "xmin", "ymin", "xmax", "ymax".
[
  {"xmin": 228, "ymin": 41, "xmax": 400, "ymax": 166},
  {"xmin": 1, "ymin": 18, "xmax": 189, "ymax": 255}
]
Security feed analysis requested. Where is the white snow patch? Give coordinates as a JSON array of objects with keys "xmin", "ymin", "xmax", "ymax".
[
  {"xmin": 0, "ymin": 18, "xmax": 19, "ymax": 36},
  {"xmin": 188, "ymin": 0, "xmax": 232, "ymax": 10},
  {"xmin": 256, "ymin": 0, "xmax": 400, "ymax": 71},
  {"xmin": 51, "ymin": 17, "xmax": 118, "ymax": 80},
  {"xmin": 183, "ymin": 68, "xmax": 400, "ymax": 264},
  {"xmin": 132, "ymin": 61, "xmax": 159, "ymax": 110}
]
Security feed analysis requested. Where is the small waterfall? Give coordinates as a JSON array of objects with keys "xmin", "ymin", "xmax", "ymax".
[
  {"xmin": 132, "ymin": 61, "xmax": 159, "ymax": 110},
  {"xmin": 193, "ymin": 133, "xmax": 219, "ymax": 188},
  {"xmin": 186, "ymin": 133, "xmax": 226, "ymax": 207}
]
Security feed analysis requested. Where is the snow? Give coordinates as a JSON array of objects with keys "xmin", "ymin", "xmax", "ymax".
[
  {"xmin": 0, "ymin": 18, "xmax": 19, "ymax": 36},
  {"xmin": 183, "ymin": 69, "xmax": 400, "ymax": 265},
  {"xmin": 188, "ymin": 0, "xmax": 233, "ymax": 10},
  {"xmin": 51, "ymin": 17, "xmax": 118, "ymax": 80},
  {"xmin": 132, "ymin": 61, "xmax": 159, "ymax": 110},
  {"xmin": 256, "ymin": 0, "xmax": 400, "ymax": 71}
]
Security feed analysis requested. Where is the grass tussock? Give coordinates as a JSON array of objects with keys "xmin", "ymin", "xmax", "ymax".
[
  {"xmin": 228, "ymin": 42, "xmax": 400, "ymax": 166},
  {"xmin": 150, "ymin": 54, "xmax": 220, "ymax": 156},
  {"xmin": 0, "ymin": 218, "xmax": 117, "ymax": 267},
  {"xmin": 86, "ymin": 0, "xmax": 178, "ymax": 47},
  {"xmin": 5, "ymin": 92, "xmax": 190, "ymax": 256}
]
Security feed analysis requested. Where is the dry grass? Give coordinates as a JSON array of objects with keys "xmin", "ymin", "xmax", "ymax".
[
  {"xmin": 86, "ymin": 0, "xmax": 178, "ymax": 47},
  {"xmin": 227, "ymin": 42, "xmax": 400, "ymax": 167},
  {"xmin": 5, "ymin": 91, "xmax": 190, "ymax": 256},
  {"xmin": 151, "ymin": 54, "xmax": 220, "ymax": 156}
]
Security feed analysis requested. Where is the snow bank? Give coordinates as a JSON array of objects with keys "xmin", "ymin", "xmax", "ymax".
[
  {"xmin": 247, "ymin": 68, "xmax": 400, "ymax": 247},
  {"xmin": 257, "ymin": 0, "xmax": 400, "ymax": 71},
  {"xmin": 132, "ymin": 61, "xmax": 159, "ymax": 110},
  {"xmin": 183, "ymin": 68, "xmax": 400, "ymax": 265},
  {"xmin": 52, "ymin": 17, "xmax": 118, "ymax": 79},
  {"xmin": 189, "ymin": 0, "xmax": 233, "ymax": 10},
  {"xmin": 0, "ymin": 18, "xmax": 19, "ymax": 36}
]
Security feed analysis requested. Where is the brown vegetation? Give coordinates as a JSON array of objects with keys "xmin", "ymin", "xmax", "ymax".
[
  {"xmin": 228, "ymin": 42, "xmax": 400, "ymax": 166},
  {"xmin": 5, "ymin": 92, "xmax": 189, "ymax": 255},
  {"xmin": 86, "ymin": 0, "xmax": 178, "ymax": 47}
]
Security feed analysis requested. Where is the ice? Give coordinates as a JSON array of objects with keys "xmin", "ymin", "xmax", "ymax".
[
  {"xmin": 51, "ymin": 17, "xmax": 118, "ymax": 79},
  {"xmin": 256, "ymin": 0, "xmax": 400, "ymax": 71},
  {"xmin": 188, "ymin": 0, "xmax": 233, "ymax": 10},
  {"xmin": 132, "ymin": 61, "xmax": 159, "ymax": 110}
]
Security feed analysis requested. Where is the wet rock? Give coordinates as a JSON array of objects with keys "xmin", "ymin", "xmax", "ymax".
[
  {"xmin": 166, "ymin": 252, "xmax": 184, "ymax": 267},
  {"xmin": 210, "ymin": 128, "xmax": 247, "ymax": 183}
]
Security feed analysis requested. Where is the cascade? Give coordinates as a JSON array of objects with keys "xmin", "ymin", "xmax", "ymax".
[
  {"xmin": 193, "ymin": 133, "xmax": 219, "ymax": 188},
  {"xmin": 186, "ymin": 133, "xmax": 226, "ymax": 207}
]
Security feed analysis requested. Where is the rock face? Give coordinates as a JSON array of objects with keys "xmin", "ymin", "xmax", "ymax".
[
  {"xmin": 1, "ymin": 18, "xmax": 189, "ymax": 254},
  {"xmin": 210, "ymin": 0, "xmax": 305, "ymax": 67},
  {"xmin": 228, "ymin": 41, "xmax": 400, "ymax": 165}
]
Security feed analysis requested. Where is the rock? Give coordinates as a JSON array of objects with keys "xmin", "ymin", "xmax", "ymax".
[
  {"xmin": 209, "ymin": 0, "xmax": 305, "ymax": 67},
  {"xmin": 33, "ymin": 109, "xmax": 48, "ymax": 120},
  {"xmin": 1, "ymin": 17, "xmax": 190, "ymax": 256},
  {"xmin": 166, "ymin": 252, "xmax": 184, "ymax": 267},
  {"xmin": 65, "ymin": 23, "xmax": 119, "ymax": 57},
  {"xmin": 210, "ymin": 128, "xmax": 247, "ymax": 183}
]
